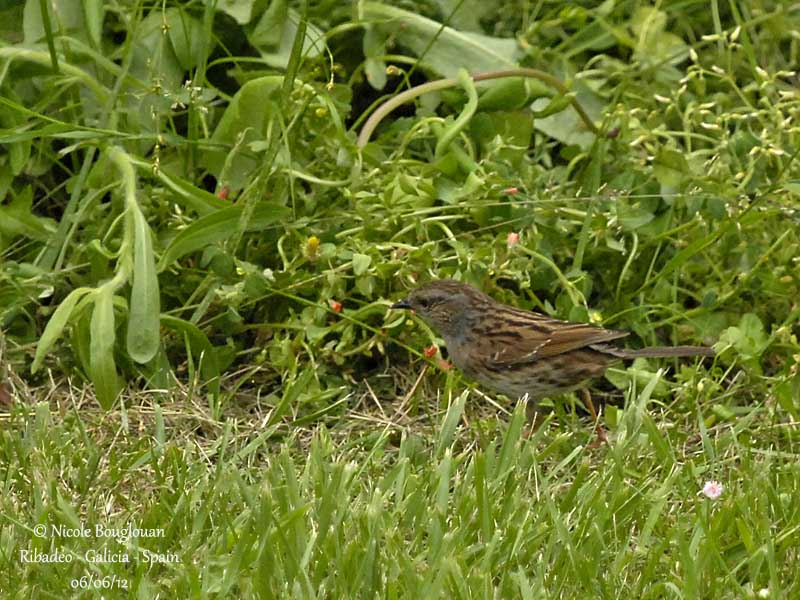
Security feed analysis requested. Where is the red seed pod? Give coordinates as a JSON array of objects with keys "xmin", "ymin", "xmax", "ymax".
[
  {"xmin": 423, "ymin": 345, "xmax": 438, "ymax": 358},
  {"xmin": 437, "ymin": 358, "xmax": 453, "ymax": 371}
]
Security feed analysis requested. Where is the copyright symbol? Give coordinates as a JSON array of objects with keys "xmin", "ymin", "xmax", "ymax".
[{"xmin": 33, "ymin": 524, "xmax": 47, "ymax": 538}]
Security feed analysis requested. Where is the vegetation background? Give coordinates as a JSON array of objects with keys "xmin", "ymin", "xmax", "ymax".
[{"xmin": 1, "ymin": 0, "xmax": 798, "ymax": 596}]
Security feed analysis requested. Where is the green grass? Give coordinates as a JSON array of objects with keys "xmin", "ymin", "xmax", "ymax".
[
  {"xmin": 3, "ymin": 383, "xmax": 799, "ymax": 597},
  {"xmin": 1, "ymin": 0, "xmax": 799, "ymax": 596}
]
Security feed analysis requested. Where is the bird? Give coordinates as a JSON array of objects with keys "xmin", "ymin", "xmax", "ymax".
[{"xmin": 391, "ymin": 279, "xmax": 714, "ymax": 431}]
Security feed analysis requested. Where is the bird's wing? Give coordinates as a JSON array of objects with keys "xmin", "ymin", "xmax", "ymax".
[{"xmin": 481, "ymin": 308, "xmax": 628, "ymax": 367}]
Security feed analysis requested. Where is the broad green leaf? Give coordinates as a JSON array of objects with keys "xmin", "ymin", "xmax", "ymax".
[
  {"xmin": 432, "ymin": 0, "xmax": 494, "ymax": 31},
  {"xmin": 617, "ymin": 201, "xmax": 655, "ymax": 231},
  {"xmin": 719, "ymin": 313, "xmax": 769, "ymax": 361},
  {"xmin": 363, "ymin": 26, "xmax": 388, "ymax": 90},
  {"xmin": 782, "ymin": 182, "xmax": 800, "ymax": 197},
  {"xmin": 530, "ymin": 94, "xmax": 574, "ymax": 119},
  {"xmin": 364, "ymin": 57, "xmax": 387, "ymax": 91},
  {"xmin": 631, "ymin": 7, "xmax": 689, "ymax": 67},
  {"xmin": 476, "ymin": 78, "xmax": 529, "ymax": 111},
  {"xmin": 249, "ymin": 0, "xmax": 288, "ymax": 47},
  {"xmin": 530, "ymin": 82, "xmax": 602, "ymax": 149},
  {"xmin": 213, "ymin": 0, "xmax": 262, "ymax": 25},
  {"xmin": 124, "ymin": 11, "xmax": 185, "ymax": 133},
  {"xmin": 129, "ymin": 11, "xmax": 183, "ymax": 84},
  {"xmin": 156, "ymin": 170, "xmax": 230, "ymax": 216},
  {"xmin": 653, "ymin": 148, "xmax": 689, "ymax": 188},
  {"xmin": 32, "ymin": 287, "xmax": 93, "ymax": 373},
  {"xmin": 90, "ymin": 288, "xmax": 119, "ymax": 409},
  {"xmin": 166, "ymin": 8, "xmax": 206, "ymax": 70},
  {"xmin": 249, "ymin": 5, "xmax": 325, "ymax": 69},
  {"xmin": 0, "ymin": 187, "xmax": 57, "ymax": 242},
  {"xmin": 361, "ymin": 3, "xmax": 522, "ymax": 78},
  {"xmin": 24, "ymin": 0, "xmax": 82, "ymax": 45},
  {"xmin": 127, "ymin": 205, "xmax": 161, "ymax": 363},
  {"xmin": 470, "ymin": 110, "xmax": 532, "ymax": 170},
  {"xmin": 158, "ymin": 202, "xmax": 292, "ymax": 270},
  {"xmin": 201, "ymin": 75, "xmax": 283, "ymax": 189},
  {"xmin": 352, "ymin": 253, "xmax": 372, "ymax": 275},
  {"xmin": 775, "ymin": 378, "xmax": 800, "ymax": 419}
]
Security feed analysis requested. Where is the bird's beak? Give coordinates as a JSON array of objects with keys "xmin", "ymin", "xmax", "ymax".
[{"xmin": 391, "ymin": 299, "xmax": 413, "ymax": 310}]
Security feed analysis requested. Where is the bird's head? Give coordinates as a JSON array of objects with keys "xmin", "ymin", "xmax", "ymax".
[{"xmin": 391, "ymin": 279, "xmax": 483, "ymax": 339}]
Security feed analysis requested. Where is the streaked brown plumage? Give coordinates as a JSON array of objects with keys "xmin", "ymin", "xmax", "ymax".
[{"xmin": 391, "ymin": 279, "xmax": 714, "ymax": 405}]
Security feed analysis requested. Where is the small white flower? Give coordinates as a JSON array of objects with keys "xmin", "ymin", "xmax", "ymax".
[
  {"xmin": 702, "ymin": 480, "xmax": 723, "ymax": 500},
  {"xmin": 758, "ymin": 588, "xmax": 770, "ymax": 598}
]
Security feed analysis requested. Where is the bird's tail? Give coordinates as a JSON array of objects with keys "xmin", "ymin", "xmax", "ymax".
[{"xmin": 593, "ymin": 344, "xmax": 716, "ymax": 359}]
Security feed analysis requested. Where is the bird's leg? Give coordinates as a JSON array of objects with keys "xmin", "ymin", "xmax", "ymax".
[{"xmin": 580, "ymin": 388, "xmax": 608, "ymax": 446}]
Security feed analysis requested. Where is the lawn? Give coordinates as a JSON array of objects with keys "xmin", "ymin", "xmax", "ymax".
[{"xmin": 1, "ymin": 0, "xmax": 799, "ymax": 597}]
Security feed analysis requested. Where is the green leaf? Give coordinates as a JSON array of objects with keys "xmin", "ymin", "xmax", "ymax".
[
  {"xmin": 120, "ymin": 10, "xmax": 185, "ymax": 133},
  {"xmin": 156, "ymin": 170, "xmax": 230, "ymax": 216},
  {"xmin": 158, "ymin": 202, "xmax": 292, "ymax": 270},
  {"xmin": 476, "ymin": 78, "xmax": 529, "ymax": 111},
  {"xmin": 530, "ymin": 94, "xmax": 574, "ymax": 119},
  {"xmin": 0, "ymin": 188, "xmax": 57, "ymax": 242},
  {"xmin": 364, "ymin": 57, "xmax": 387, "ymax": 91},
  {"xmin": 631, "ymin": 7, "xmax": 689, "ymax": 67},
  {"xmin": 166, "ymin": 8, "xmax": 206, "ymax": 70},
  {"xmin": 719, "ymin": 313, "xmax": 769, "ymax": 362},
  {"xmin": 363, "ymin": 26, "xmax": 388, "ymax": 90},
  {"xmin": 127, "ymin": 206, "xmax": 161, "ymax": 363},
  {"xmin": 128, "ymin": 10, "xmax": 184, "ymax": 93},
  {"xmin": 201, "ymin": 75, "xmax": 284, "ymax": 189},
  {"xmin": 782, "ymin": 182, "xmax": 800, "ymax": 197},
  {"xmin": 775, "ymin": 377, "xmax": 800, "ymax": 419},
  {"xmin": 530, "ymin": 82, "xmax": 602, "ymax": 149},
  {"xmin": 361, "ymin": 3, "xmax": 521, "ymax": 78},
  {"xmin": 24, "ymin": 0, "xmax": 83, "ymax": 44},
  {"xmin": 214, "ymin": 0, "xmax": 259, "ymax": 24},
  {"xmin": 617, "ymin": 201, "xmax": 655, "ymax": 231},
  {"xmin": 352, "ymin": 253, "xmax": 372, "ymax": 276},
  {"xmin": 604, "ymin": 367, "xmax": 630, "ymax": 391},
  {"xmin": 653, "ymin": 148, "xmax": 689, "ymax": 189},
  {"xmin": 248, "ymin": 6, "xmax": 326, "ymax": 69},
  {"xmin": 90, "ymin": 288, "xmax": 119, "ymax": 409},
  {"xmin": 82, "ymin": 0, "xmax": 103, "ymax": 48},
  {"xmin": 32, "ymin": 287, "xmax": 93, "ymax": 373},
  {"xmin": 249, "ymin": 0, "xmax": 288, "ymax": 47}
]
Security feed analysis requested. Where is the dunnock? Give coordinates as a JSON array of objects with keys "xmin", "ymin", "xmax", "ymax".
[{"xmin": 391, "ymin": 279, "xmax": 714, "ymax": 416}]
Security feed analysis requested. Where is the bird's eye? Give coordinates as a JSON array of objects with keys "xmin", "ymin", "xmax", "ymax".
[{"xmin": 418, "ymin": 298, "xmax": 430, "ymax": 308}]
